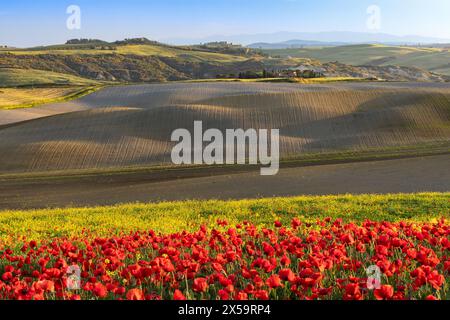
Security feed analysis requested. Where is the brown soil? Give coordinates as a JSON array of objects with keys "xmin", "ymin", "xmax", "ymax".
[{"xmin": 0, "ymin": 154, "xmax": 448, "ymax": 210}]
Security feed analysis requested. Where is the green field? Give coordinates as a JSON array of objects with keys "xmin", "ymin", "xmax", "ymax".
[
  {"xmin": 0, "ymin": 42, "xmax": 263, "ymax": 85},
  {"xmin": 3, "ymin": 42, "xmax": 449, "ymax": 87},
  {"xmin": 0, "ymin": 68, "xmax": 101, "ymax": 88},
  {"xmin": 0, "ymin": 68, "xmax": 103, "ymax": 109},
  {"xmin": 1, "ymin": 44, "xmax": 249, "ymax": 63},
  {"xmin": 0, "ymin": 193, "xmax": 448, "ymax": 242},
  {"xmin": 265, "ymin": 44, "xmax": 450, "ymax": 75},
  {"xmin": 0, "ymin": 86, "xmax": 101, "ymax": 110}
]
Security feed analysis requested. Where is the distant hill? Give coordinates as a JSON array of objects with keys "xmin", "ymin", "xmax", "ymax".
[
  {"xmin": 0, "ymin": 39, "xmax": 265, "ymax": 83},
  {"xmin": 163, "ymin": 31, "xmax": 450, "ymax": 46},
  {"xmin": 264, "ymin": 44, "xmax": 450, "ymax": 76},
  {"xmin": 248, "ymin": 40, "xmax": 348, "ymax": 49},
  {"xmin": 1, "ymin": 39, "xmax": 449, "ymax": 85}
]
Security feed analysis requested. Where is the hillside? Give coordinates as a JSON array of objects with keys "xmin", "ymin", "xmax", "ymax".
[
  {"xmin": 265, "ymin": 44, "xmax": 450, "ymax": 76},
  {"xmin": 282, "ymin": 61, "xmax": 449, "ymax": 82},
  {"xmin": 1, "ymin": 40, "xmax": 448, "ymax": 84},
  {"xmin": 0, "ymin": 67, "xmax": 100, "ymax": 87},
  {"xmin": 248, "ymin": 39, "xmax": 348, "ymax": 49},
  {"xmin": 0, "ymin": 87, "xmax": 99, "ymax": 110},
  {"xmin": 0, "ymin": 82, "xmax": 449, "ymax": 174},
  {"xmin": 0, "ymin": 46, "xmax": 263, "ymax": 82}
]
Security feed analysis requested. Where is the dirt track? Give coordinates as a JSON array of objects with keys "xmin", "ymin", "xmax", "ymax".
[{"xmin": 0, "ymin": 154, "xmax": 448, "ymax": 210}]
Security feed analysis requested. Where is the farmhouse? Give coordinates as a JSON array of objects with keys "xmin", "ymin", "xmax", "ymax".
[{"xmin": 278, "ymin": 65, "xmax": 325, "ymax": 78}]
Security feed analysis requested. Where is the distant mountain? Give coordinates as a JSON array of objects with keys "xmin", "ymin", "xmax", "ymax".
[
  {"xmin": 162, "ymin": 31, "xmax": 450, "ymax": 46},
  {"xmin": 248, "ymin": 40, "xmax": 348, "ymax": 49}
]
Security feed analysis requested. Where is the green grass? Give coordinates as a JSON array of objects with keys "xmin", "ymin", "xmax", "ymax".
[
  {"xmin": 0, "ymin": 68, "xmax": 100, "ymax": 88},
  {"xmin": 2, "ymin": 44, "xmax": 248, "ymax": 63},
  {"xmin": 116, "ymin": 45, "xmax": 248, "ymax": 62},
  {"xmin": 0, "ymin": 86, "xmax": 102, "ymax": 110},
  {"xmin": 0, "ymin": 68, "xmax": 104, "ymax": 110},
  {"xmin": 0, "ymin": 193, "xmax": 448, "ymax": 241},
  {"xmin": 265, "ymin": 44, "xmax": 450, "ymax": 75}
]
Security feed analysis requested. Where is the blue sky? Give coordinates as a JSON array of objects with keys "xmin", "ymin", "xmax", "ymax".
[{"xmin": 1, "ymin": 0, "xmax": 450, "ymax": 47}]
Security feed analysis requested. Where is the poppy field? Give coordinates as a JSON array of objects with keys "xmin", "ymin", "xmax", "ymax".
[{"xmin": 0, "ymin": 193, "xmax": 449, "ymax": 300}]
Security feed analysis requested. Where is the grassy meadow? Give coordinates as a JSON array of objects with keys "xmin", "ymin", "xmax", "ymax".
[
  {"xmin": 0, "ymin": 68, "xmax": 103, "ymax": 110},
  {"xmin": 0, "ymin": 86, "xmax": 101, "ymax": 110},
  {"xmin": 0, "ymin": 68, "xmax": 100, "ymax": 88},
  {"xmin": 0, "ymin": 193, "xmax": 448, "ymax": 243},
  {"xmin": 1, "ymin": 44, "xmax": 249, "ymax": 63}
]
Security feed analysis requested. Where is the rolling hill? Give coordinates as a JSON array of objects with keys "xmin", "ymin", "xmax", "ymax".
[
  {"xmin": 264, "ymin": 44, "xmax": 450, "ymax": 76},
  {"xmin": 0, "ymin": 39, "xmax": 261, "ymax": 83},
  {"xmin": 164, "ymin": 31, "xmax": 450, "ymax": 46},
  {"xmin": 0, "ymin": 67, "xmax": 100, "ymax": 87},
  {"xmin": 0, "ymin": 68, "xmax": 102, "ymax": 110},
  {"xmin": 0, "ymin": 82, "xmax": 448, "ymax": 174},
  {"xmin": 2, "ymin": 39, "xmax": 448, "ymax": 85},
  {"xmin": 0, "ymin": 50, "xmax": 262, "ymax": 83},
  {"xmin": 248, "ymin": 40, "xmax": 348, "ymax": 49}
]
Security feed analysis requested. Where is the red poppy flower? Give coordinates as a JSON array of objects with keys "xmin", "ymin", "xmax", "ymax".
[
  {"xmin": 218, "ymin": 289, "xmax": 229, "ymax": 300},
  {"xmin": 427, "ymin": 271, "xmax": 445, "ymax": 290},
  {"xmin": 266, "ymin": 274, "xmax": 282, "ymax": 288},
  {"xmin": 343, "ymin": 283, "xmax": 363, "ymax": 300},
  {"xmin": 34, "ymin": 280, "xmax": 55, "ymax": 292},
  {"xmin": 291, "ymin": 218, "xmax": 301, "ymax": 229},
  {"xmin": 173, "ymin": 289, "xmax": 186, "ymax": 300},
  {"xmin": 1, "ymin": 272, "xmax": 13, "ymax": 282},
  {"xmin": 193, "ymin": 278, "xmax": 208, "ymax": 293},
  {"xmin": 93, "ymin": 283, "xmax": 108, "ymax": 298},
  {"xmin": 235, "ymin": 291, "xmax": 248, "ymax": 300},
  {"xmin": 280, "ymin": 255, "xmax": 291, "ymax": 266},
  {"xmin": 279, "ymin": 269, "xmax": 295, "ymax": 282},
  {"xmin": 374, "ymin": 285, "xmax": 394, "ymax": 300},
  {"xmin": 126, "ymin": 288, "xmax": 144, "ymax": 300},
  {"xmin": 254, "ymin": 290, "xmax": 269, "ymax": 300}
]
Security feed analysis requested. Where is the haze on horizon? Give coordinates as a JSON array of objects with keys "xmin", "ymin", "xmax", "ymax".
[{"xmin": 1, "ymin": 0, "xmax": 450, "ymax": 47}]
